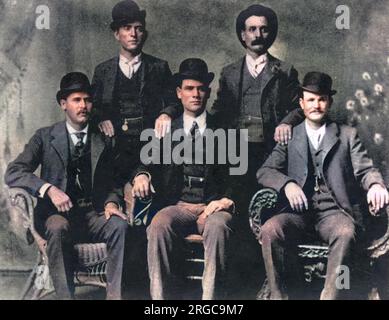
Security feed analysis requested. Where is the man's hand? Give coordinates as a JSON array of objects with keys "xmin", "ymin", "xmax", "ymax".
[
  {"xmin": 132, "ymin": 174, "xmax": 151, "ymax": 199},
  {"xmin": 274, "ymin": 123, "xmax": 292, "ymax": 145},
  {"xmin": 367, "ymin": 184, "xmax": 389, "ymax": 215},
  {"xmin": 203, "ymin": 198, "xmax": 234, "ymax": 218},
  {"xmin": 154, "ymin": 114, "xmax": 171, "ymax": 139},
  {"xmin": 98, "ymin": 120, "xmax": 115, "ymax": 137},
  {"xmin": 104, "ymin": 202, "xmax": 127, "ymax": 221},
  {"xmin": 47, "ymin": 186, "xmax": 73, "ymax": 213},
  {"xmin": 197, "ymin": 198, "xmax": 233, "ymax": 233},
  {"xmin": 284, "ymin": 182, "xmax": 308, "ymax": 212}
]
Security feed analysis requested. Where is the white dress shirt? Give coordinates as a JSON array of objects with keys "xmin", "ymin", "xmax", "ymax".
[
  {"xmin": 246, "ymin": 53, "xmax": 268, "ymax": 78},
  {"xmin": 305, "ymin": 121, "xmax": 326, "ymax": 150},
  {"xmin": 66, "ymin": 122, "xmax": 88, "ymax": 146},
  {"xmin": 183, "ymin": 111, "xmax": 207, "ymax": 135},
  {"xmin": 119, "ymin": 53, "xmax": 142, "ymax": 79}
]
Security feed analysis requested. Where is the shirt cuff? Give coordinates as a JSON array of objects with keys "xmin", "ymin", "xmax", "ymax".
[
  {"xmin": 369, "ymin": 182, "xmax": 387, "ymax": 190},
  {"xmin": 230, "ymin": 201, "xmax": 236, "ymax": 214},
  {"xmin": 132, "ymin": 172, "xmax": 155, "ymax": 194},
  {"xmin": 38, "ymin": 183, "xmax": 52, "ymax": 198},
  {"xmin": 132, "ymin": 171, "xmax": 152, "ymax": 184},
  {"xmin": 104, "ymin": 201, "xmax": 123, "ymax": 212}
]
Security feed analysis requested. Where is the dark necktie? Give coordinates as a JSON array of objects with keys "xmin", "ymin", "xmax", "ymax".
[
  {"xmin": 190, "ymin": 121, "xmax": 199, "ymax": 140},
  {"xmin": 72, "ymin": 132, "xmax": 86, "ymax": 193},
  {"xmin": 74, "ymin": 132, "xmax": 86, "ymax": 158}
]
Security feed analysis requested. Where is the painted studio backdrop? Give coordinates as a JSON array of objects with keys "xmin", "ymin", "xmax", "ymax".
[{"xmin": 0, "ymin": 0, "xmax": 388, "ymax": 298}]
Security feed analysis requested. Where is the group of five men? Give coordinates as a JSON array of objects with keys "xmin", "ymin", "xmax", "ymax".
[{"xmin": 5, "ymin": 1, "xmax": 389, "ymax": 300}]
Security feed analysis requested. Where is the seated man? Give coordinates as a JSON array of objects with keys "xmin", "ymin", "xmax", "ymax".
[
  {"xmin": 4, "ymin": 72, "xmax": 128, "ymax": 300},
  {"xmin": 131, "ymin": 58, "xmax": 236, "ymax": 300},
  {"xmin": 256, "ymin": 71, "xmax": 389, "ymax": 300}
]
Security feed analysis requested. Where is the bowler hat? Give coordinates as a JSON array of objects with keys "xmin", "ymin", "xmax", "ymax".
[
  {"xmin": 301, "ymin": 72, "xmax": 337, "ymax": 96},
  {"xmin": 110, "ymin": 0, "xmax": 146, "ymax": 31},
  {"xmin": 173, "ymin": 58, "xmax": 215, "ymax": 86},
  {"xmin": 236, "ymin": 4, "xmax": 278, "ymax": 48},
  {"xmin": 56, "ymin": 72, "xmax": 93, "ymax": 104}
]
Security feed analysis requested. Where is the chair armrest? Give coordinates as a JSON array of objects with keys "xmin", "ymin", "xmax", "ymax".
[
  {"xmin": 366, "ymin": 205, "xmax": 389, "ymax": 259},
  {"xmin": 123, "ymin": 183, "xmax": 153, "ymax": 226},
  {"xmin": 249, "ymin": 188, "xmax": 280, "ymax": 241},
  {"xmin": 7, "ymin": 187, "xmax": 47, "ymax": 258}
]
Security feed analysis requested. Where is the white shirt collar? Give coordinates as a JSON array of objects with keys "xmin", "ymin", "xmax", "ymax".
[
  {"xmin": 119, "ymin": 53, "xmax": 142, "ymax": 78},
  {"xmin": 183, "ymin": 111, "xmax": 207, "ymax": 135},
  {"xmin": 66, "ymin": 122, "xmax": 88, "ymax": 145},
  {"xmin": 305, "ymin": 121, "xmax": 326, "ymax": 150},
  {"xmin": 246, "ymin": 53, "xmax": 268, "ymax": 78},
  {"xmin": 119, "ymin": 53, "xmax": 142, "ymax": 65}
]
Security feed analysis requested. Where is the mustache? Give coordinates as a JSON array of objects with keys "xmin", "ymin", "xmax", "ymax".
[
  {"xmin": 77, "ymin": 111, "xmax": 90, "ymax": 116},
  {"xmin": 251, "ymin": 38, "xmax": 266, "ymax": 46}
]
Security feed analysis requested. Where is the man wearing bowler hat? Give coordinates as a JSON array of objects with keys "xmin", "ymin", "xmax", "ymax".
[
  {"xmin": 257, "ymin": 71, "xmax": 389, "ymax": 299},
  {"xmin": 130, "ymin": 58, "xmax": 236, "ymax": 300},
  {"xmin": 5, "ymin": 72, "xmax": 129, "ymax": 300},
  {"xmin": 210, "ymin": 4, "xmax": 304, "ymax": 217},
  {"xmin": 92, "ymin": 0, "xmax": 180, "ymax": 186}
]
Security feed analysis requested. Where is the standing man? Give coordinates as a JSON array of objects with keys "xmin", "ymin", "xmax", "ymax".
[
  {"xmin": 5, "ymin": 72, "xmax": 128, "ymax": 300},
  {"xmin": 92, "ymin": 0, "xmax": 180, "ymax": 183},
  {"xmin": 131, "ymin": 59, "xmax": 236, "ymax": 300},
  {"xmin": 257, "ymin": 72, "xmax": 389, "ymax": 299},
  {"xmin": 211, "ymin": 4, "xmax": 303, "ymax": 213}
]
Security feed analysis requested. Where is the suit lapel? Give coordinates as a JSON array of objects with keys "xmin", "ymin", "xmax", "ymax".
[
  {"xmin": 171, "ymin": 115, "xmax": 184, "ymax": 132},
  {"xmin": 291, "ymin": 122, "xmax": 308, "ymax": 165},
  {"xmin": 102, "ymin": 57, "xmax": 119, "ymax": 104},
  {"xmin": 320, "ymin": 122, "xmax": 340, "ymax": 165},
  {"xmin": 90, "ymin": 131, "xmax": 105, "ymax": 187},
  {"xmin": 166, "ymin": 116, "xmax": 184, "ymax": 186},
  {"xmin": 204, "ymin": 113, "xmax": 218, "ymax": 180},
  {"xmin": 230, "ymin": 57, "xmax": 245, "ymax": 102},
  {"xmin": 139, "ymin": 57, "xmax": 147, "ymax": 99},
  {"xmin": 50, "ymin": 122, "xmax": 69, "ymax": 169},
  {"xmin": 139, "ymin": 54, "xmax": 155, "ymax": 99},
  {"xmin": 261, "ymin": 54, "xmax": 280, "ymax": 93}
]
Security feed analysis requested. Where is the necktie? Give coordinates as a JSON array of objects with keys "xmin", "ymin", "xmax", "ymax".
[
  {"xmin": 253, "ymin": 64, "xmax": 260, "ymax": 78},
  {"xmin": 125, "ymin": 59, "xmax": 138, "ymax": 79},
  {"xmin": 190, "ymin": 121, "xmax": 199, "ymax": 140},
  {"xmin": 252, "ymin": 56, "xmax": 266, "ymax": 78},
  {"xmin": 317, "ymin": 134, "xmax": 321, "ymax": 149},
  {"xmin": 73, "ymin": 132, "xmax": 86, "ymax": 192},
  {"xmin": 74, "ymin": 132, "xmax": 86, "ymax": 158}
]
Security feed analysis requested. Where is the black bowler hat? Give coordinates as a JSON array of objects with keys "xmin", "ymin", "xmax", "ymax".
[
  {"xmin": 173, "ymin": 58, "xmax": 215, "ymax": 86},
  {"xmin": 56, "ymin": 72, "xmax": 93, "ymax": 104},
  {"xmin": 110, "ymin": 0, "xmax": 146, "ymax": 31},
  {"xmin": 236, "ymin": 4, "xmax": 278, "ymax": 48},
  {"xmin": 301, "ymin": 72, "xmax": 337, "ymax": 96}
]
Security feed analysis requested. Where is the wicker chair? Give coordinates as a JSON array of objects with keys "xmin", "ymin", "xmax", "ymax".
[
  {"xmin": 8, "ymin": 184, "xmax": 205, "ymax": 300},
  {"xmin": 249, "ymin": 188, "xmax": 389, "ymax": 300},
  {"xmin": 7, "ymin": 187, "xmax": 108, "ymax": 300}
]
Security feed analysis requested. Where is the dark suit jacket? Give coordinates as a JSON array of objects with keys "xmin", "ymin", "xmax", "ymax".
[
  {"xmin": 211, "ymin": 54, "xmax": 303, "ymax": 150},
  {"xmin": 4, "ymin": 121, "xmax": 122, "ymax": 216},
  {"xmin": 132, "ymin": 114, "xmax": 236, "ymax": 208},
  {"xmin": 91, "ymin": 53, "xmax": 181, "ymax": 129},
  {"xmin": 257, "ymin": 121, "xmax": 385, "ymax": 224}
]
